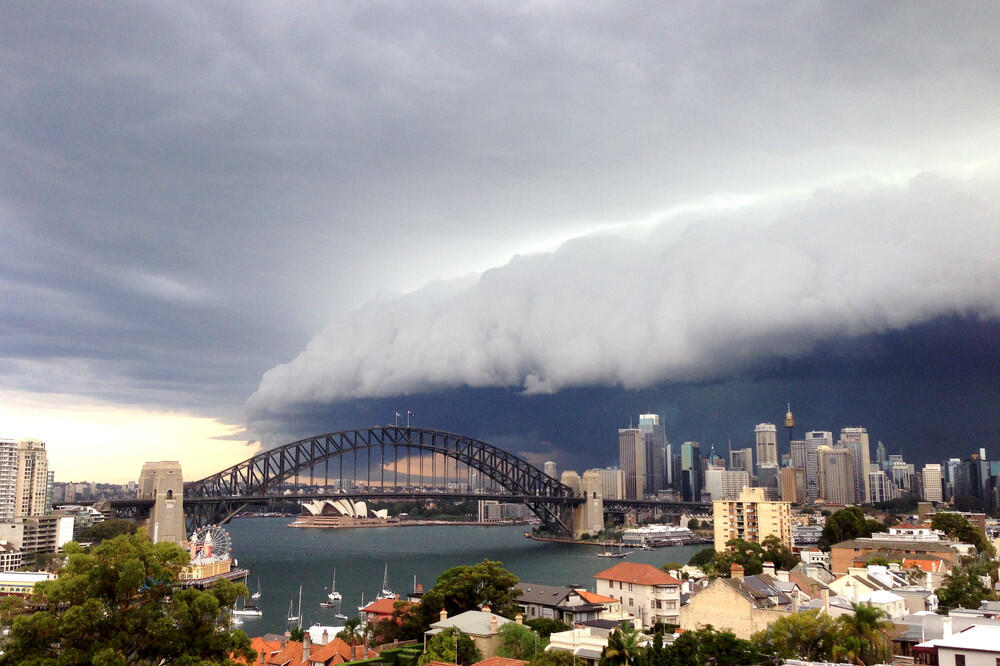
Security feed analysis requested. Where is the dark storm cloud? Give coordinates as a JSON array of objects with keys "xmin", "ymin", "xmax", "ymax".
[{"xmin": 1, "ymin": 2, "xmax": 997, "ymax": 418}]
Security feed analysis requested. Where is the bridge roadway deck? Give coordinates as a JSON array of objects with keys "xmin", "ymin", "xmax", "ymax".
[{"xmin": 108, "ymin": 492, "xmax": 710, "ymax": 512}]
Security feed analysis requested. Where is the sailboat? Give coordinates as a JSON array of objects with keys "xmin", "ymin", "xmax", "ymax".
[
  {"xmin": 251, "ymin": 577, "xmax": 262, "ymax": 600},
  {"xmin": 328, "ymin": 569, "xmax": 342, "ymax": 602},
  {"xmin": 375, "ymin": 563, "xmax": 394, "ymax": 600},
  {"xmin": 287, "ymin": 586, "xmax": 302, "ymax": 626},
  {"xmin": 357, "ymin": 592, "xmax": 366, "ymax": 613}
]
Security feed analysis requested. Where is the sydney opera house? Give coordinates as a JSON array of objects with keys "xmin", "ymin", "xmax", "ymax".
[{"xmin": 289, "ymin": 498, "xmax": 395, "ymax": 528}]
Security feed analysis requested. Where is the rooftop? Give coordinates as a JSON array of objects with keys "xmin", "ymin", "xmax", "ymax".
[{"xmin": 594, "ymin": 562, "xmax": 681, "ymax": 586}]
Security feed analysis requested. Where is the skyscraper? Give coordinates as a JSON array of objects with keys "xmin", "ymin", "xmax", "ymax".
[
  {"xmin": 681, "ymin": 441, "xmax": 701, "ymax": 502},
  {"xmin": 875, "ymin": 441, "xmax": 888, "ymax": 471},
  {"xmin": 729, "ymin": 448, "xmax": 753, "ymax": 474},
  {"xmin": 755, "ymin": 423, "xmax": 778, "ymax": 469},
  {"xmin": 790, "ymin": 439, "xmax": 819, "ymax": 503},
  {"xmin": 817, "ymin": 445, "xmax": 856, "ymax": 505},
  {"xmin": 868, "ymin": 470, "xmax": 895, "ymax": 504},
  {"xmin": 839, "ymin": 427, "xmax": 871, "ymax": 504},
  {"xmin": 922, "ymin": 464, "xmax": 943, "ymax": 503},
  {"xmin": 0, "ymin": 438, "xmax": 17, "ymax": 523},
  {"xmin": 597, "ymin": 467, "xmax": 625, "ymax": 500},
  {"xmin": 638, "ymin": 413, "xmax": 667, "ymax": 494},
  {"xmin": 543, "ymin": 461, "xmax": 557, "ymax": 479},
  {"xmin": 619, "ymin": 428, "xmax": 646, "ymax": 500},
  {"xmin": 15, "ymin": 439, "xmax": 49, "ymax": 519}
]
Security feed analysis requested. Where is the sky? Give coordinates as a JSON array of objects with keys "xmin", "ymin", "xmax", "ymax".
[{"xmin": 1, "ymin": 2, "xmax": 998, "ymax": 483}]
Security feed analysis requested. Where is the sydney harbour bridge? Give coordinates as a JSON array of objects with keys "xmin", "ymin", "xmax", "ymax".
[{"xmin": 110, "ymin": 426, "xmax": 710, "ymax": 537}]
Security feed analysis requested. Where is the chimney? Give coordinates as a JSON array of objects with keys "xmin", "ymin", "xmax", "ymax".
[
  {"xmin": 440, "ymin": 608, "xmax": 448, "ymax": 622},
  {"xmin": 482, "ymin": 605, "xmax": 491, "ymax": 613},
  {"xmin": 303, "ymin": 631, "xmax": 311, "ymax": 662},
  {"xmin": 515, "ymin": 613, "xmax": 523, "ymax": 625},
  {"xmin": 776, "ymin": 570, "xmax": 789, "ymax": 583},
  {"xmin": 941, "ymin": 616, "xmax": 953, "ymax": 639},
  {"xmin": 490, "ymin": 615, "xmax": 499, "ymax": 634},
  {"xmin": 259, "ymin": 649, "xmax": 266, "ymax": 665},
  {"xmin": 322, "ymin": 629, "xmax": 329, "ymax": 644},
  {"xmin": 731, "ymin": 563, "xmax": 745, "ymax": 580},
  {"xmin": 762, "ymin": 561, "xmax": 776, "ymax": 577},
  {"xmin": 821, "ymin": 587, "xmax": 830, "ymax": 613},
  {"xmin": 792, "ymin": 588, "xmax": 800, "ymax": 613}
]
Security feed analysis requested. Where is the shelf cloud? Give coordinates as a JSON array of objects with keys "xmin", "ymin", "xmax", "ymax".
[{"xmin": 248, "ymin": 170, "xmax": 999, "ymax": 417}]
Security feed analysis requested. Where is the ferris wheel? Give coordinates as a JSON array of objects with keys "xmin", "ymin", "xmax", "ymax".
[{"xmin": 189, "ymin": 524, "xmax": 232, "ymax": 563}]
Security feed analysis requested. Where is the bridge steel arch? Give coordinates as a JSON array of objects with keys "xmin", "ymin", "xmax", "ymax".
[{"xmin": 183, "ymin": 426, "xmax": 577, "ymax": 534}]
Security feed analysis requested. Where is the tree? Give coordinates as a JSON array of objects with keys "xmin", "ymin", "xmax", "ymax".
[
  {"xmin": 664, "ymin": 625, "xmax": 762, "ymax": 665},
  {"xmin": 524, "ymin": 617, "xmax": 571, "ymax": 638},
  {"xmin": 78, "ymin": 518, "xmax": 137, "ymax": 544},
  {"xmin": 496, "ymin": 622, "xmax": 546, "ymax": 661},
  {"xmin": 418, "ymin": 560, "xmax": 520, "ymax": 625},
  {"xmin": 1, "ymin": 531, "xmax": 254, "ymax": 665},
  {"xmin": 417, "ymin": 628, "xmax": 482, "ymax": 666},
  {"xmin": 687, "ymin": 548, "xmax": 716, "ymax": 568},
  {"xmin": 936, "ymin": 562, "xmax": 996, "ymax": 611},
  {"xmin": 761, "ymin": 534, "xmax": 800, "ymax": 571},
  {"xmin": 931, "ymin": 513, "xmax": 994, "ymax": 557},
  {"xmin": 752, "ymin": 610, "xmax": 841, "ymax": 662},
  {"xmin": 289, "ymin": 626, "xmax": 306, "ymax": 642},
  {"xmin": 818, "ymin": 507, "xmax": 887, "ymax": 551},
  {"xmin": 600, "ymin": 621, "xmax": 643, "ymax": 666},
  {"xmin": 0, "ymin": 595, "xmax": 26, "ymax": 626},
  {"xmin": 529, "ymin": 650, "xmax": 575, "ymax": 666},
  {"xmin": 338, "ymin": 617, "xmax": 365, "ymax": 646},
  {"xmin": 687, "ymin": 518, "xmax": 700, "ymax": 530},
  {"xmin": 834, "ymin": 602, "xmax": 893, "ymax": 665}
]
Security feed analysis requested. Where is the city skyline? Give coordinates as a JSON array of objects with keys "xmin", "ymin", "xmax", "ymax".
[{"xmin": 1, "ymin": 3, "xmax": 998, "ymax": 482}]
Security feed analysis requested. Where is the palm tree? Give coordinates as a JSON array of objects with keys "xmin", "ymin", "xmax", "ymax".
[
  {"xmin": 601, "ymin": 621, "xmax": 643, "ymax": 666},
  {"xmin": 338, "ymin": 617, "xmax": 364, "ymax": 646},
  {"xmin": 835, "ymin": 602, "xmax": 893, "ymax": 665}
]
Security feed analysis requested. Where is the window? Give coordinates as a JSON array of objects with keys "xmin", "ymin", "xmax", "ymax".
[
  {"xmin": 954, "ymin": 655, "xmax": 965, "ymax": 666},
  {"xmin": 628, "ymin": 598, "xmax": 634, "ymax": 607},
  {"xmin": 628, "ymin": 583, "xmax": 633, "ymax": 591}
]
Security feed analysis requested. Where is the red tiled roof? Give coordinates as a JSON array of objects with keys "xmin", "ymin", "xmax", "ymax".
[
  {"xmin": 426, "ymin": 661, "xmax": 458, "ymax": 666},
  {"xmin": 594, "ymin": 562, "xmax": 681, "ymax": 586},
  {"xmin": 474, "ymin": 657, "xmax": 529, "ymax": 666},
  {"xmin": 361, "ymin": 598, "xmax": 412, "ymax": 615},
  {"xmin": 575, "ymin": 589, "xmax": 618, "ymax": 604}
]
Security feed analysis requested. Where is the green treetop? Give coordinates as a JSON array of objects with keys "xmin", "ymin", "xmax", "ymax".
[{"xmin": 1, "ymin": 530, "xmax": 254, "ymax": 666}]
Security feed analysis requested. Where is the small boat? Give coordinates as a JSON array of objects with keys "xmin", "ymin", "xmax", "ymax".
[
  {"xmin": 335, "ymin": 612, "xmax": 348, "ymax": 620},
  {"xmin": 233, "ymin": 596, "xmax": 263, "ymax": 617},
  {"xmin": 252, "ymin": 577, "xmax": 262, "ymax": 600},
  {"xmin": 320, "ymin": 601, "xmax": 336, "ymax": 608},
  {"xmin": 328, "ymin": 569, "xmax": 342, "ymax": 602}
]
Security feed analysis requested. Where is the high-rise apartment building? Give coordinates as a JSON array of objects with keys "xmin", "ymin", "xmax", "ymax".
[
  {"xmin": 755, "ymin": 423, "xmax": 778, "ymax": 469},
  {"xmin": 817, "ymin": 445, "xmax": 856, "ymax": 505},
  {"xmin": 639, "ymin": 413, "xmax": 667, "ymax": 494},
  {"xmin": 729, "ymin": 448, "xmax": 753, "ymax": 474},
  {"xmin": 839, "ymin": 427, "xmax": 871, "ymax": 504},
  {"xmin": 619, "ymin": 428, "xmax": 646, "ymax": 500},
  {"xmin": 597, "ymin": 467, "xmax": 625, "ymax": 500},
  {"xmin": 0, "ymin": 439, "xmax": 17, "ymax": 523},
  {"xmin": 713, "ymin": 487, "xmax": 793, "ymax": 552},
  {"xmin": 868, "ymin": 470, "xmax": 896, "ymax": 504},
  {"xmin": 15, "ymin": 439, "xmax": 49, "ymax": 519},
  {"xmin": 789, "ymin": 439, "xmax": 819, "ymax": 503},
  {"xmin": 922, "ymin": 464, "xmax": 943, "ymax": 503},
  {"xmin": 805, "ymin": 431, "xmax": 834, "ymax": 447},
  {"xmin": 703, "ymin": 469, "xmax": 750, "ymax": 501},
  {"xmin": 543, "ymin": 461, "xmax": 557, "ymax": 479}
]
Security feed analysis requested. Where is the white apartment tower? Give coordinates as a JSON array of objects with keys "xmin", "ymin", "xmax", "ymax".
[
  {"xmin": 596, "ymin": 467, "xmax": 625, "ymax": 500},
  {"xmin": 755, "ymin": 423, "xmax": 778, "ymax": 469},
  {"xmin": 618, "ymin": 428, "xmax": 646, "ymax": 500},
  {"xmin": 15, "ymin": 439, "xmax": 49, "ymax": 519},
  {"xmin": 0, "ymin": 439, "xmax": 17, "ymax": 522},
  {"xmin": 922, "ymin": 464, "xmax": 943, "ymax": 503},
  {"xmin": 543, "ymin": 461, "xmax": 557, "ymax": 479}
]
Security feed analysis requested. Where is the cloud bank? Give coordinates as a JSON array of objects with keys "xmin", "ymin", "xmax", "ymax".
[{"xmin": 248, "ymin": 171, "xmax": 1000, "ymax": 417}]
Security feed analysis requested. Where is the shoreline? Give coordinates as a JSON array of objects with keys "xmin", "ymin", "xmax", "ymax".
[{"xmin": 286, "ymin": 518, "xmax": 533, "ymax": 529}]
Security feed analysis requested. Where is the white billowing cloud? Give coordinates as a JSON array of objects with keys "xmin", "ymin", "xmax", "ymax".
[{"xmin": 249, "ymin": 171, "xmax": 999, "ymax": 414}]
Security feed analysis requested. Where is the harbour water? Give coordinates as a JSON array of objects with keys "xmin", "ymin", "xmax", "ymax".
[{"xmin": 226, "ymin": 518, "xmax": 704, "ymax": 635}]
